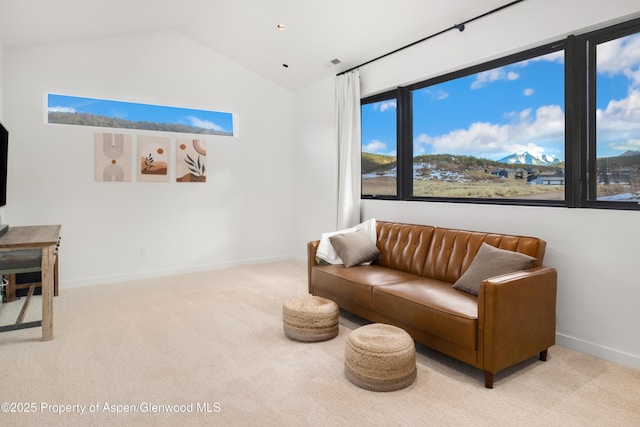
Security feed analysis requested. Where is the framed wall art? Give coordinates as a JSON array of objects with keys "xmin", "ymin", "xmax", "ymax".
[
  {"xmin": 176, "ymin": 139, "xmax": 206, "ymax": 182},
  {"xmin": 138, "ymin": 135, "xmax": 170, "ymax": 182},
  {"xmin": 95, "ymin": 132, "xmax": 132, "ymax": 182}
]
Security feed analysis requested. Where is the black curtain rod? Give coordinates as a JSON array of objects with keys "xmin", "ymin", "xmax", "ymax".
[{"xmin": 337, "ymin": 0, "xmax": 526, "ymax": 77}]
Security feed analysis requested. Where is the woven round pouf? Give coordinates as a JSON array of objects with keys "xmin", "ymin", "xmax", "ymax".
[
  {"xmin": 344, "ymin": 323, "xmax": 416, "ymax": 392},
  {"xmin": 283, "ymin": 296, "xmax": 339, "ymax": 342}
]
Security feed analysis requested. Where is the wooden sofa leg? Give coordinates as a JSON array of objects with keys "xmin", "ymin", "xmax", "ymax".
[
  {"xmin": 484, "ymin": 371, "xmax": 494, "ymax": 389},
  {"xmin": 539, "ymin": 349, "xmax": 548, "ymax": 361},
  {"xmin": 484, "ymin": 350, "xmax": 546, "ymax": 389}
]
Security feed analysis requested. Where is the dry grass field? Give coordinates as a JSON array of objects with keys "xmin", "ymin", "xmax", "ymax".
[
  {"xmin": 362, "ymin": 176, "xmax": 565, "ymax": 200},
  {"xmin": 596, "ymin": 182, "xmax": 640, "ymax": 198},
  {"xmin": 361, "ymin": 151, "xmax": 640, "ymax": 202}
]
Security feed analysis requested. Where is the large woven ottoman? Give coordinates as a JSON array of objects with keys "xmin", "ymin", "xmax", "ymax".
[
  {"xmin": 283, "ymin": 296, "xmax": 339, "ymax": 342},
  {"xmin": 344, "ymin": 323, "xmax": 416, "ymax": 391}
]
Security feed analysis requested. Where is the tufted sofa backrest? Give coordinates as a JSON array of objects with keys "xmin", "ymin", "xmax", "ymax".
[{"xmin": 375, "ymin": 221, "xmax": 546, "ymax": 283}]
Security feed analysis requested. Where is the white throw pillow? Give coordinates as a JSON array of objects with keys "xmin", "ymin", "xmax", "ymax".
[{"xmin": 316, "ymin": 218, "xmax": 377, "ymax": 265}]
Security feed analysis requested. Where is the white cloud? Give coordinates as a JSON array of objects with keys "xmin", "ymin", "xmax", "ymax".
[
  {"xmin": 362, "ymin": 140, "xmax": 388, "ymax": 154},
  {"xmin": 410, "ymin": 36, "xmax": 640, "ymax": 160},
  {"xmin": 375, "ymin": 100, "xmax": 397, "ymax": 112},
  {"xmin": 413, "ymin": 104, "xmax": 564, "ymax": 160},
  {"xmin": 471, "ymin": 50, "xmax": 562, "ymax": 90},
  {"xmin": 504, "ymin": 108, "xmax": 532, "ymax": 122},
  {"xmin": 420, "ymin": 89, "xmax": 449, "ymax": 100},
  {"xmin": 187, "ymin": 116, "xmax": 224, "ymax": 131},
  {"xmin": 597, "ymin": 33, "xmax": 640, "ymax": 86},
  {"xmin": 471, "ymin": 67, "xmax": 520, "ymax": 89},
  {"xmin": 507, "ymin": 71, "xmax": 519, "ymax": 81},
  {"xmin": 48, "ymin": 106, "xmax": 76, "ymax": 113},
  {"xmin": 608, "ymin": 138, "xmax": 640, "ymax": 152},
  {"xmin": 596, "ymin": 89, "xmax": 640, "ymax": 146},
  {"xmin": 590, "ymin": 34, "xmax": 640, "ymax": 155}
]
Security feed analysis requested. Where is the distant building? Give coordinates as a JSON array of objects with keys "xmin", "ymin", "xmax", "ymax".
[
  {"xmin": 597, "ymin": 168, "xmax": 631, "ymax": 184},
  {"xmin": 536, "ymin": 174, "xmax": 565, "ymax": 185}
]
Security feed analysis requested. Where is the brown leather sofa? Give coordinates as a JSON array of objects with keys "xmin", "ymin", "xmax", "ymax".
[{"xmin": 307, "ymin": 220, "xmax": 557, "ymax": 388}]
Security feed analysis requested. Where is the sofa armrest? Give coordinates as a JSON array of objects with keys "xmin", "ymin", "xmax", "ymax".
[
  {"xmin": 477, "ymin": 266, "xmax": 557, "ymax": 375},
  {"xmin": 307, "ymin": 240, "xmax": 320, "ymax": 294}
]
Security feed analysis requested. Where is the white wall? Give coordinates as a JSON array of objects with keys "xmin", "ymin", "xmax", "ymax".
[
  {"xmin": 294, "ymin": 0, "xmax": 640, "ymax": 371},
  {"xmin": 362, "ymin": 0, "xmax": 640, "ymax": 96},
  {"xmin": 3, "ymin": 31, "xmax": 295, "ymax": 286},
  {"xmin": 292, "ymin": 78, "xmax": 337, "ymax": 260}
]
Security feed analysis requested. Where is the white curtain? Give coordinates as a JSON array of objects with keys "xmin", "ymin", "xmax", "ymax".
[{"xmin": 335, "ymin": 69, "xmax": 361, "ymax": 230}]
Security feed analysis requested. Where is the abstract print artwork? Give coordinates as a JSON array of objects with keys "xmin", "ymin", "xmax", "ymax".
[
  {"xmin": 176, "ymin": 139, "xmax": 206, "ymax": 182},
  {"xmin": 95, "ymin": 132, "xmax": 132, "ymax": 182},
  {"xmin": 138, "ymin": 135, "xmax": 170, "ymax": 182}
]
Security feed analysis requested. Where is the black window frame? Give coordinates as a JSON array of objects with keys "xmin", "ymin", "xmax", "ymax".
[
  {"xmin": 360, "ymin": 89, "xmax": 403, "ymax": 200},
  {"xmin": 581, "ymin": 19, "xmax": 640, "ymax": 210},
  {"xmin": 361, "ymin": 16, "xmax": 640, "ymax": 211}
]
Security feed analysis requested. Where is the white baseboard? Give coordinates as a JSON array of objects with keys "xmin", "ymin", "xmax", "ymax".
[
  {"xmin": 291, "ymin": 254, "xmax": 306, "ymax": 264},
  {"xmin": 59, "ymin": 255, "xmax": 300, "ymax": 289},
  {"xmin": 556, "ymin": 332, "xmax": 640, "ymax": 371}
]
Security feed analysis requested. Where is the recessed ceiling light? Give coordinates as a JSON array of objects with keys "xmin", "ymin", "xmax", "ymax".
[{"xmin": 277, "ymin": 24, "xmax": 285, "ymax": 30}]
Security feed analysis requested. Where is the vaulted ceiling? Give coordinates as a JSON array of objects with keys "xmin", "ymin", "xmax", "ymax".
[{"xmin": 0, "ymin": 0, "xmax": 514, "ymax": 90}]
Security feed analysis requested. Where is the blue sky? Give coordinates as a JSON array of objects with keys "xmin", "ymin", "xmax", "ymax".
[
  {"xmin": 48, "ymin": 94, "xmax": 234, "ymax": 134},
  {"xmin": 362, "ymin": 32, "xmax": 640, "ymax": 161}
]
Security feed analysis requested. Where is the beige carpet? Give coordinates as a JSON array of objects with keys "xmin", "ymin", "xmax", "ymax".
[{"xmin": 0, "ymin": 261, "xmax": 638, "ymax": 426}]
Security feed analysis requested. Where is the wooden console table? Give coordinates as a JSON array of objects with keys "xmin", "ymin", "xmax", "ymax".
[{"xmin": 0, "ymin": 225, "xmax": 61, "ymax": 340}]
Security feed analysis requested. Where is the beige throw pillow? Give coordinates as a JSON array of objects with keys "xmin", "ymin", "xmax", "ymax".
[
  {"xmin": 329, "ymin": 229, "xmax": 380, "ymax": 268},
  {"xmin": 452, "ymin": 243, "xmax": 536, "ymax": 296},
  {"xmin": 316, "ymin": 218, "xmax": 376, "ymax": 264}
]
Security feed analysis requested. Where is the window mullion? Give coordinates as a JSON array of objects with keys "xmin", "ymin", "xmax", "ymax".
[
  {"xmin": 397, "ymin": 87, "xmax": 412, "ymax": 200},
  {"xmin": 565, "ymin": 35, "xmax": 586, "ymax": 208}
]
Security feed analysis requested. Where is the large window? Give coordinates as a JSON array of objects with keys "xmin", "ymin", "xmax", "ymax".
[
  {"xmin": 361, "ymin": 95, "xmax": 398, "ymax": 197},
  {"xmin": 361, "ymin": 17, "xmax": 640, "ymax": 210},
  {"xmin": 411, "ymin": 48, "xmax": 564, "ymax": 201},
  {"xmin": 588, "ymin": 29, "xmax": 640, "ymax": 205}
]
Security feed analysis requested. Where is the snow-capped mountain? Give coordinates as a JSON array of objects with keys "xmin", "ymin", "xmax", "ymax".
[{"xmin": 498, "ymin": 151, "xmax": 560, "ymax": 166}]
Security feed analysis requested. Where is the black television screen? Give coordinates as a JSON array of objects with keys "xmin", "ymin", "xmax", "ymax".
[{"xmin": 0, "ymin": 122, "xmax": 7, "ymax": 207}]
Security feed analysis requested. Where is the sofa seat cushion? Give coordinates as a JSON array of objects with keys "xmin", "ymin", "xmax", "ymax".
[
  {"xmin": 312, "ymin": 265, "xmax": 421, "ymax": 310},
  {"xmin": 373, "ymin": 279, "xmax": 478, "ymax": 350}
]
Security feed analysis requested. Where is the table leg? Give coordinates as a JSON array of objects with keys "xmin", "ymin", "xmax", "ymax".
[
  {"xmin": 41, "ymin": 245, "xmax": 54, "ymax": 340},
  {"xmin": 5, "ymin": 274, "xmax": 16, "ymax": 302}
]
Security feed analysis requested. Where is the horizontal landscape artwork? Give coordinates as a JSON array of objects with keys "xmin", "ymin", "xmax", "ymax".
[{"xmin": 48, "ymin": 94, "xmax": 234, "ymax": 137}]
